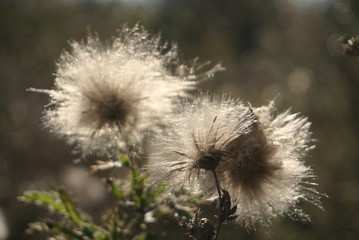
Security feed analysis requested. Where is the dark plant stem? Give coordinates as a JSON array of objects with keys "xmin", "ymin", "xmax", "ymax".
[
  {"xmin": 215, "ymin": 219, "xmax": 222, "ymax": 240},
  {"xmin": 212, "ymin": 170, "xmax": 222, "ymax": 240},
  {"xmin": 213, "ymin": 170, "xmax": 222, "ymax": 203}
]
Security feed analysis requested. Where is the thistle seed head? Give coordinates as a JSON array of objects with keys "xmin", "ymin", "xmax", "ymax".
[
  {"xmin": 219, "ymin": 120, "xmax": 282, "ymax": 199},
  {"xmin": 147, "ymin": 94, "xmax": 255, "ymax": 194},
  {"xmin": 148, "ymin": 95, "xmax": 323, "ymax": 228},
  {"xmin": 29, "ymin": 24, "xmax": 223, "ymax": 156}
]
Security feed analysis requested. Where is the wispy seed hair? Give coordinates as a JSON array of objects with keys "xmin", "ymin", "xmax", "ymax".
[
  {"xmin": 147, "ymin": 94, "xmax": 256, "ymax": 193},
  {"xmin": 148, "ymin": 95, "xmax": 323, "ymax": 227},
  {"xmin": 30, "ymin": 24, "xmax": 223, "ymax": 156}
]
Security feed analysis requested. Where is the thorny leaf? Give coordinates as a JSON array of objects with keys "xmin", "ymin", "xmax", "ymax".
[
  {"xmin": 58, "ymin": 188, "xmax": 82, "ymax": 225},
  {"xmin": 18, "ymin": 190, "xmax": 66, "ymax": 214},
  {"xmin": 106, "ymin": 177, "xmax": 125, "ymax": 201},
  {"xmin": 219, "ymin": 189, "xmax": 238, "ymax": 223}
]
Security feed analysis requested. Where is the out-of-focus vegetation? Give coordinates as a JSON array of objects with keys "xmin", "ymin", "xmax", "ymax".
[{"xmin": 1, "ymin": 0, "xmax": 359, "ymax": 239}]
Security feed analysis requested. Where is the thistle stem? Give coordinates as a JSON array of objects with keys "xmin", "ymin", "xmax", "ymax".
[
  {"xmin": 212, "ymin": 170, "xmax": 222, "ymax": 240},
  {"xmin": 212, "ymin": 170, "xmax": 222, "ymax": 203},
  {"xmin": 215, "ymin": 221, "xmax": 222, "ymax": 240}
]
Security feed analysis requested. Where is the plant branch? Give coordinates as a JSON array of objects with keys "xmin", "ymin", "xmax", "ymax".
[{"xmin": 212, "ymin": 170, "xmax": 222, "ymax": 240}]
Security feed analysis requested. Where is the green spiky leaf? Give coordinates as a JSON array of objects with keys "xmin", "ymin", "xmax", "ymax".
[
  {"xmin": 58, "ymin": 188, "xmax": 81, "ymax": 225},
  {"xmin": 107, "ymin": 178, "xmax": 125, "ymax": 200},
  {"xmin": 18, "ymin": 190, "xmax": 66, "ymax": 214}
]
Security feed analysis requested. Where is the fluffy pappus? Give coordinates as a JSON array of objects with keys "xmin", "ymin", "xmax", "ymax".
[
  {"xmin": 218, "ymin": 101, "xmax": 322, "ymax": 227},
  {"xmin": 147, "ymin": 95, "xmax": 256, "ymax": 194},
  {"xmin": 29, "ymin": 24, "xmax": 223, "ymax": 156},
  {"xmin": 148, "ymin": 95, "xmax": 323, "ymax": 228}
]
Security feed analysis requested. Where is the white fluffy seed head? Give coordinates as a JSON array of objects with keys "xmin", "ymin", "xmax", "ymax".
[
  {"xmin": 30, "ymin": 24, "xmax": 223, "ymax": 156},
  {"xmin": 148, "ymin": 95, "xmax": 322, "ymax": 228},
  {"xmin": 147, "ymin": 94, "xmax": 256, "ymax": 193},
  {"xmin": 219, "ymin": 101, "xmax": 321, "ymax": 227}
]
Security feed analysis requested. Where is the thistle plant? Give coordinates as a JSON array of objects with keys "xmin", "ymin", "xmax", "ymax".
[
  {"xmin": 148, "ymin": 95, "xmax": 323, "ymax": 238},
  {"xmin": 22, "ymin": 24, "xmax": 324, "ymax": 240}
]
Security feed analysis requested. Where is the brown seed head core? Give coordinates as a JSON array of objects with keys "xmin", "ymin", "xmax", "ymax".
[
  {"xmin": 80, "ymin": 91, "xmax": 135, "ymax": 131},
  {"xmin": 222, "ymin": 122, "xmax": 282, "ymax": 197},
  {"xmin": 195, "ymin": 150, "xmax": 227, "ymax": 171},
  {"xmin": 96, "ymin": 95, "xmax": 132, "ymax": 127}
]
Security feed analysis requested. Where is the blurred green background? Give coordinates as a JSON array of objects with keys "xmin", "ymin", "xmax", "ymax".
[{"xmin": 1, "ymin": 0, "xmax": 359, "ymax": 239}]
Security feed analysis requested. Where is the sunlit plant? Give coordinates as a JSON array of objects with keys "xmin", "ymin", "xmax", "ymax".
[{"xmin": 22, "ymin": 24, "xmax": 323, "ymax": 240}]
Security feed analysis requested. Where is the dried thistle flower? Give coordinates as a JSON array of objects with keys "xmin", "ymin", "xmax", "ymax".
[
  {"xmin": 147, "ymin": 94, "xmax": 254, "ymax": 193},
  {"xmin": 219, "ymin": 101, "xmax": 322, "ymax": 227},
  {"xmin": 29, "ymin": 24, "xmax": 223, "ymax": 156},
  {"xmin": 148, "ymin": 95, "xmax": 323, "ymax": 227}
]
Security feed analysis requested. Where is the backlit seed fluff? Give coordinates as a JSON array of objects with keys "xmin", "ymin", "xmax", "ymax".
[
  {"xmin": 30, "ymin": 25, "xmax": 223, "ymax": 155},
  {"xmin": 148, "ymin": 95, "xmax": 322, "ymax": 227}
]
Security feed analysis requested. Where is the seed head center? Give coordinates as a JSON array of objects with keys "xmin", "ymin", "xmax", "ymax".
[{"xmin": 98, "ymin": 95, "xmax": 131, "ymax": 126}]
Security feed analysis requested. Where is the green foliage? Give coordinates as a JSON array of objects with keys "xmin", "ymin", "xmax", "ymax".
[
  {"xmin": 119, "ymin": 154, "xmax": 130, "ymax": 167},
  {"xmin": 58, "ymin": 188, "xmax": 82, "ymax": 224},
  {"xmin": 19, "ymin": 190, "xmax": 66, "ymax": 214},
  {"xmin": 19, "ymin": 154, "xmax": 197, "ymax": 240},
  {"xmin": 107, "ymin": 178, "xmax": 125, "ymax": 201},
  {"xmin": 19, "ymin": 189, "xmax": 111, "ymax": 239},
  {"xmin": 150, "ymin": 182, "xmax": 169, "ymax": 200}
]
